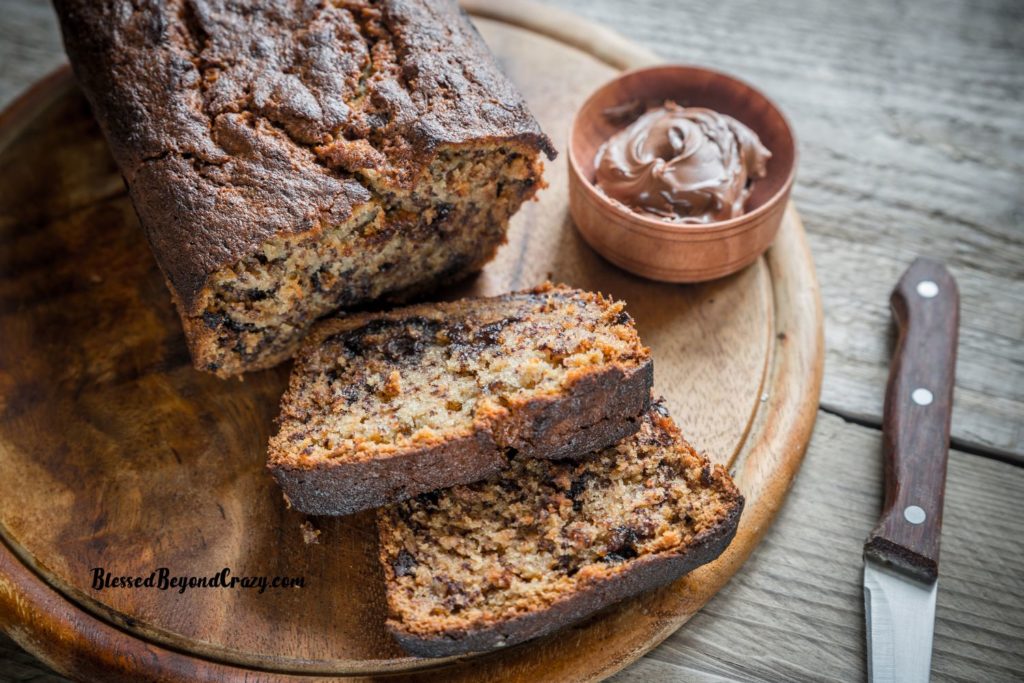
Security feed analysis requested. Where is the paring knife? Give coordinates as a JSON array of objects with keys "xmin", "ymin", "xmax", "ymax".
[{"xmin": 863, "ymin": 257, "xmax": 959, "ymax": 683}]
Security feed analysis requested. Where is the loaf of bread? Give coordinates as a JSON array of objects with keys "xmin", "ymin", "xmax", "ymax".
[
  {"xmin": 267, "ymin": 284, "xmax": 653, "ymax": 516},
  {"xmin": 377, "ymin": 403, "xmax": 743, "ymax": 657},
  {"xmin": 53, "ymin": 0, "xmax": 555, "ymax": 377}
]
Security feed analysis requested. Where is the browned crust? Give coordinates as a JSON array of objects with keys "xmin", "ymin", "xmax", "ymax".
[
  {"xmin": 385, "ymin": 496, "xmax": 743, "ymax": 657},
  {"xmin": 53, "ymin": 0, "xmax": 555, "ymax": 312},
  {"xmin": 269, "ymin": 359, "xmax": 653, "ymax": 516},
  {"xmin": 490, "ymin": 360, "xmax": 653, "ymax": 461}
]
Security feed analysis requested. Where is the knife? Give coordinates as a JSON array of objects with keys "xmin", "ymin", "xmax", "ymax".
[{"xmin": 863, "ymin": 257, "xmax": 959, "ymax": 683}]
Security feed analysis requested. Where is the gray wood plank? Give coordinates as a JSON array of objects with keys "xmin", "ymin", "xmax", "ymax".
[
  {"xmin": 541, "ymin": 0, "xmax": 1024, "ymax": 457},
  {"xmin": 0, "ymin": 1, "xmax": 65, "ymax": 108},
  {"xmin": 612, "ymin": 412, "xmax": 1024, "ymax": 682}
]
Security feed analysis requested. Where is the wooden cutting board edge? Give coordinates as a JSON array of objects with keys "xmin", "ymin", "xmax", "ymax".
[{"xmin": 0, "ymin": 1, "xmax": 824, "ymax": 680}]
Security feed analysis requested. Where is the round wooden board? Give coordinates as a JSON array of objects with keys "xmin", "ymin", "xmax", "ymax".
[{"xmin": 0, "ymin": 2, "xmax": 823, "ymax": 681}]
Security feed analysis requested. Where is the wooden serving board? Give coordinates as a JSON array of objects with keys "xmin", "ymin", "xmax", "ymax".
[{"xmin": 0, "ymin": 2, "xmax": 823, "ymax": 680}]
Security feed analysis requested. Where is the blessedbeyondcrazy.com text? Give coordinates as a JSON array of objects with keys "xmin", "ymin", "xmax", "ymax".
[{"xmin": 90, "ymin": 567, "xmax": 305, "ymax": 595}]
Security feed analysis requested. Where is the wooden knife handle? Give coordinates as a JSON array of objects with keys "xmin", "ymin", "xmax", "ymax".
[{"xmin": 864, "ymin": 258, "xmax": 959, "ymax": 583}]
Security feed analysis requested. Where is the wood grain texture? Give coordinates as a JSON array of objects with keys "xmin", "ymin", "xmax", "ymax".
[
  {"xmin": 866, "ymin": 259, "xmax": 959, "ymax": 582},
  {"xmin": 2, "ymin": 0, "xmax": 1021, "ymax": 464},
  {"xmin": 0, "ymin": 4, "xmax": 822, "ymax": 681},
  {"xmin": 1, "ymin": 0, "xmax": 1021, "ymax": 680},
  {"xmin": 4, "ymin": 413, "xmax": 1021, "ymax": 683},
  {"xmin": 612, "ymin": 413, "xmax": 1024, "ymax": 683},
  {"xmin": 541, "ymin": 0, "xmax": 1024, "ymax": 459},
  {"xmin": 0, "ymin": 2, "xmax": 65, "ymax": 112}
]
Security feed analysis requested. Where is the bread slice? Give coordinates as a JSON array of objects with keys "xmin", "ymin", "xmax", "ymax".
[
  {"xmin": 377, "ymin": 403, "xmax": 743, "ymax": 657},
  {"xmin": 267, "ymin": 284, "xmax": 653, "ymax": 516}
]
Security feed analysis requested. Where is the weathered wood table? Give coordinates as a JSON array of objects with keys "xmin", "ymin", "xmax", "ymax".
[{"xmin": 1, "ymin": 0, "xmax": 1021, "ymax": 680}]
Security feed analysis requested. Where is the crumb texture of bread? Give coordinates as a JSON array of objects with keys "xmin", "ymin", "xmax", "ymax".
[
  {"xmin": 267, "ymin": 284, "xmax": 653, "ymax": 515},
  {"xmin": 376, "ymin": 404, "xmax": 744, "ymax": 657},
  {"xmin": 53, "ymin": 0, "xmax": 556, "ymax": 376}
]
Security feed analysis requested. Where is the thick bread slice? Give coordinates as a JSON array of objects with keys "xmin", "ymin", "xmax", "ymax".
[
  {"xmin": 268, "ymin": 283, "xmax": 653, "ymax": 515},
  {"xmin": 377, "ymin": 403, "xmax": 743, "ymax": 657}
]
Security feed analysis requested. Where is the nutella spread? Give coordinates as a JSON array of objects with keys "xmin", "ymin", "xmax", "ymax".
[{"xmin": 594, "ymin": 101, "xmax": 771, "ymax": 223}]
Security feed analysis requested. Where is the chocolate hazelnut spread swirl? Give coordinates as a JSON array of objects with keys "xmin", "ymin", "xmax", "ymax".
[{"xmin": 594, "ymin": 101, "xmax": 771, "ymax": 223}]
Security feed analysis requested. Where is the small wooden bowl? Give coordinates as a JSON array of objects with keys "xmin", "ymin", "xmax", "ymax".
[{"xmin": 568, "ymin": 65, "xmax": 797, "ymax": 282}]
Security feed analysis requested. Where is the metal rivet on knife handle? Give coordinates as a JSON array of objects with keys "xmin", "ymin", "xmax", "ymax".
[
  {"xmin": 912, "ymin": 388, "xmax": 934, "ymax": 406},
  {"xmin": 863, "ymin": 258, "xmax": 958, "ymax": 683},
  {"xmin": 864, "ymin": 257, "xmax": 959, "ymax": 584},
  {"xmin": 916, "ymin": 280, "xmax": 939, "ymax": 298},
  {"xmin": 904, "ymin": 506, "xmax": 926, "ymax": 525}
]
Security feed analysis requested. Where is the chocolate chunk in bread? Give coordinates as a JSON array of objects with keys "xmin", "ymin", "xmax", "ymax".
[
  {"xmin": 377, "ymin": 404, "xmax": 743, "ymax": 657},
  {"xmin": 53, "ymin": 0, "xmax": 556, "ymax": 377},
  {"xmin": 267, "ymin": 284, "xmax": 653, "ymax": 515}
]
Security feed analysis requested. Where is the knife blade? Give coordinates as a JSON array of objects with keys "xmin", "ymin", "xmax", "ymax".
[{"xmin": 863, "ymin": 257, "xmax": 959, "ymax": 683}]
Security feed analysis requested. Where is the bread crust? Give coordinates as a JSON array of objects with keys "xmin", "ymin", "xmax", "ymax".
[
  {"xmin": 385, "ymin": 501, "xmax": 742, "ymax": 657},
  {"xmin": 375, "ymin": 405, "xmax": 744, "ymax": 657},
  {"xmin": 267, "ymin": 284, "xmax": 653, "ymax": 515},
  {"xmin": 53, "ymin": 0, "xmax": 555, "ymax": 313},
  {"xmin": 270, "ymin": 359, "xmax": 653, "ymax": 516}
]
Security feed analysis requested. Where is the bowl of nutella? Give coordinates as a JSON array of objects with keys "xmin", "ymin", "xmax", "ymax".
[{"xmin": 568, "ymin": 64, "xmax": 796, "ymax": 282}]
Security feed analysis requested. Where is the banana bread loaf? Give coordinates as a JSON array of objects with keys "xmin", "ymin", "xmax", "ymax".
[
  {"xmin": 53, "ymin": 0, "xmax": 555, "ymax": 377},
  {"xmin": 267, "ymin": 284, "xmax": 653, "ymax": 515},
  {"xmin": 377, "ymin": 403, "xmax": 743, "ymax": 657}
]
